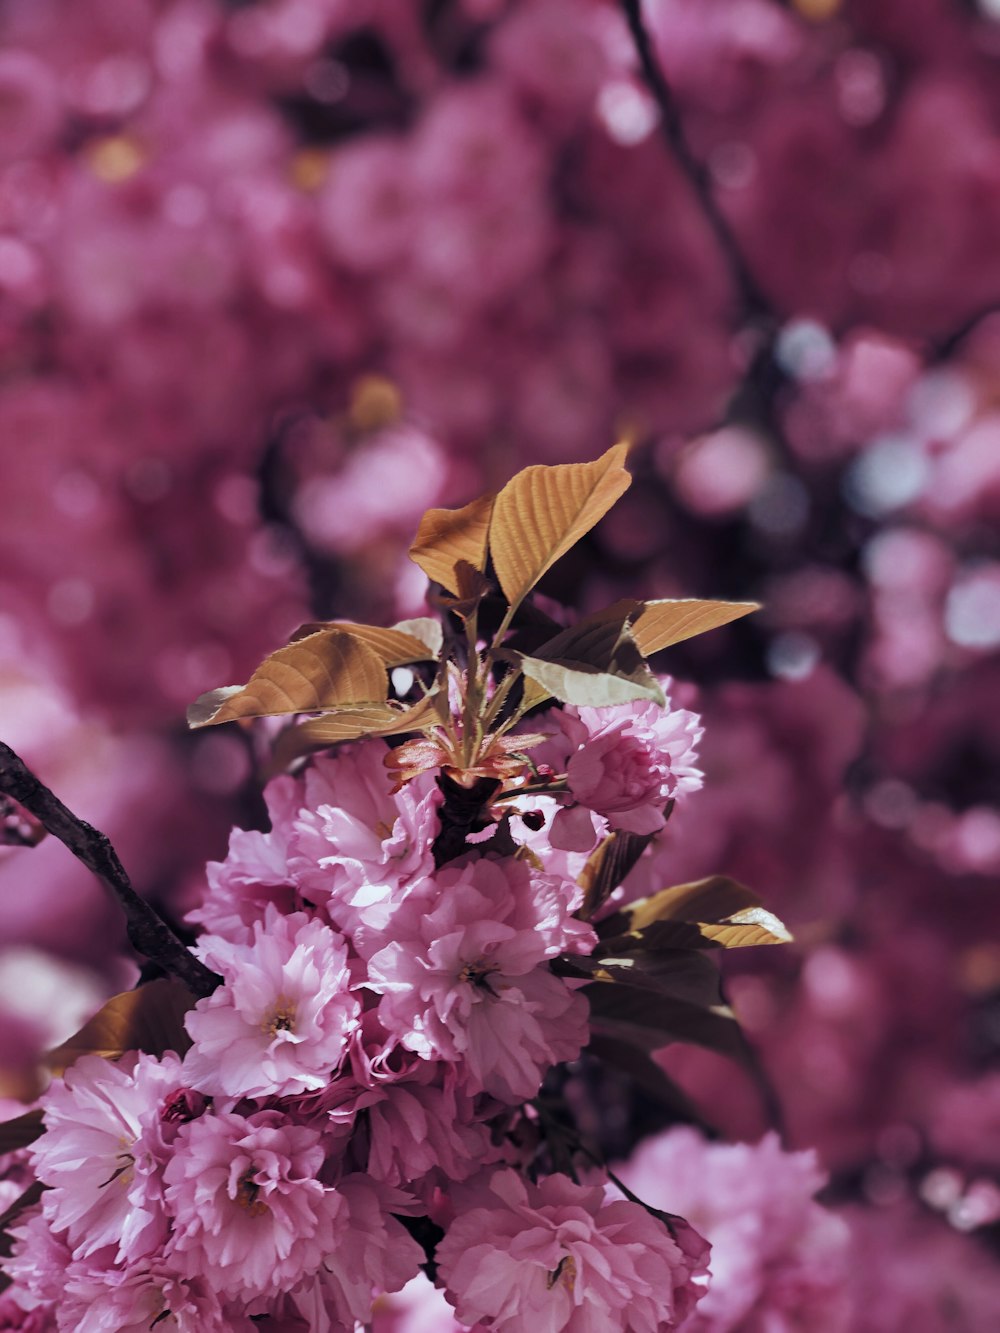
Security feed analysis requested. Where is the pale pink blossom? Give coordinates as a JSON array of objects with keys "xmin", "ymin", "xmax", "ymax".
[
  {"xmin": 57, "ymin": 1260, "xmax": 237, "ymax": 1333},
  {"xmin": 30, "ymin": 1053, "xmax": 188, "ymax": 1263},
  {"xmin": 365, "ymin": 857, "xmax": 591, "ymax": 1101},
  {"xmin": 187, "ymin": 775, "xmax": 303, "ymax": 944},
  {"xmin": 436, "ymin": 1168, "xmax": 707, "ymax": 1332},
  {"xmin": 295, "ymin": 1175, "xmax": 424, "ymax": 1328},
  {"xmin": 290, "ymin": 741, "xmax": 440, "ymax": 938},
  {"xmin": 184, "ymin": 907, "xmax": 359, "ymax": 1099},
  {"xmin": 618, "ymin": 1129, "xmax": 850, "ymax": 1332},
  {"xmin": 561, "ymin": 697, "xmax": 703, "ymax": 834}
]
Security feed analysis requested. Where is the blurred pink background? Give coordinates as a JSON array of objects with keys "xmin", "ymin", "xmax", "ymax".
[{"xmin": 0, "ymin": 0, "xmax": 998, "ymax": 1322}]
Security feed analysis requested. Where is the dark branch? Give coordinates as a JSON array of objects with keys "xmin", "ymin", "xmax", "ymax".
[
  {"xmin": 619, "ymin": 0, "xmax": 775, "ymax": 325},
  {"xmin": 0, "ymin": 742, "xmax": 221, "ymax": 999}
]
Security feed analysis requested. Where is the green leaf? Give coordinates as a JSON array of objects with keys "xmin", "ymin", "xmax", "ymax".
[
  {"xmin": 631, "ymin": 598, "xmax": 760, "ymax": 656},
  {"xmin": 45, "ymin": 978, "xmax": 197, "ymax": 1076},
  {"xmin": 489, "ymin": 444, "xmax": 632, "ymax": 609},
  {"xmin": 410, "ymin": 492, "xmax": 496, "ymax": 594},
  {"xmin": 187, "ymin": 629, "xmax": 389, "ymax": 728}
]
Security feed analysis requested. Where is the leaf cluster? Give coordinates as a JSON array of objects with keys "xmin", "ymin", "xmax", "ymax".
[{"xmin": 187, "ymin": 445, "xmax": 757, "ymax": 778}]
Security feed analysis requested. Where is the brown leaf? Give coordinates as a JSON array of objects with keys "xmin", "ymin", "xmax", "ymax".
[
  {"xmin": 45, "ymin": 978, "xmax": 197, "ymax": 1076},
  {"xmin": 288, "ymin": 621, "xmax": 438, "ymax": 666},
  {"xmin": 0, "ymin": 1108, "xmax": 43, "ymax": 1154},
  {"xmin": 577, "ymin": 822, "xmax": 661, "ymax": 920},
  {"xmin": 517, "ymin": 655, "xmax": 664, "ymax": 708},
  {"xmin": 585, "ymin": 983, "xmax": 746, "ymax": 1061},
  {"xmin": 620, "ymin": 875, "xmax": 763, "ymax": 930},
  {"xmin": 586, "ymin": 1035, "xmax": 712, "ymax": 1126},
  {"xmin": 269, "ymin": 695, "xmax": 441, "ymax": 769},
  {"xmin": 433, "ymin": 562, "xmax": 492, "ymax": 619},
  {"xmin": 188, "ymin": 629, "xmax": 388, "ymax": 728},
  {"xmin": 410, "ymin": 492, "xmax": 496, "ymax": 594},
  {"xmin": 391, "ymin": 617, "xmax": 444, "ymax": 658},
  {"xmin": 559, "ymin": 944, "xmax": 725, "ymax": 1010},
  {"xmin": 489, "ymin": 443, "xmax": 632, "ymax": 609},
  {"xmin": 605, "ymin": 876, "xmax": 792, "ymax": 949},
  {"xmin": 532, "ymin": 601, "xmax": 640, "ymax": 668},
  {"xmin": 631, "ymin": 599, "xmax": 760, "ymax": 657}
]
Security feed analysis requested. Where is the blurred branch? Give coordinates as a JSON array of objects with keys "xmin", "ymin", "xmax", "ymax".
[
  {"xmin": 929, "ymin": 300, "xmax": 1000, "ymax": 364},
  {"xmin": 0, "ymin": 742, "xmax": 220, "ymax": 999},
  {"xmin": 619, "ymin": 0, "xmax": 776, "ymax": 325}
]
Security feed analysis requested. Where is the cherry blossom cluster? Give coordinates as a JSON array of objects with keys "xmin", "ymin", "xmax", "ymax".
[{"xmin": 2, "ymin": 694, "xmax": 721, "ymax": 1330}]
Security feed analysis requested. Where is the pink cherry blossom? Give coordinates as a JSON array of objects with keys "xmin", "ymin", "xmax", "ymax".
[
  {"xmin": 162, "ymin": 1109, "xmax": 342, "ymax": 1301},
  {"xmin": 184, "ymin": 906, "xmax": 359, "ymax": 1099},
  {"xmin": 436, "ymin": 1168, "xmax": 708, "ymax": 1332},
  {"xmin": 30, "ymin": 1052, "xmax": 188, "ymax": 1263},
  {"xmin": 560, "ymin": 697, "xmax": 703, "ymax": 835},
  {"xmin": 365, "ymin": 857, "xmax": 591, "ymax": 1101},
  {"xmin": 618, "ymin": 1129, "xmax": 850, "ymax": 1332}
]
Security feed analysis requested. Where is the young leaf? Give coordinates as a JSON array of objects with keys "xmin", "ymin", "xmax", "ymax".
[
  {"xmin": 188, "ymin": 629, "xmax": 388, "ymax": 728},
  {"xmin": 631, "ymin": 599, "xmax": 760, "ymax": 657},
  {"xmin": 45, "ymin": 978, "xmax": 197, "ymax": 1075},
  {"xmin": 517, "ymin": 655, "xmax": 664, "ymax": 709},
  {"xmin": 288, "ymin": 621, "xmax": 439, "ymax": 666},
  {"xmin": 410, "ymin": 492, "xmax": 496, "ymax": 594},
  {"xmin": 269, "ymin": 695, "xmax": 441, "ymax": 769},
  {"xmin": 599, "ymin": 876, "xmax": 792, "ymax": 949},
  {"xmin": 489, "ymin": 443, "xmax": 632, "ymax": 609},
  {"xmin": 0, "ymin": 1108, "xmax": 43, "ymax": 1155}
]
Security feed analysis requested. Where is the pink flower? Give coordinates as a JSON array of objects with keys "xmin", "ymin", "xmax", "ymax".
[
  {"xmin": 561, "ymin": 697, "xmax": 703, "ymax": 835},
  {"xmin": 30, "ymin": 1053, "xmax": 188, "ymax": 1263},
  {"xmin": 290, "ymin": 741, "xmax": 440, "ymax": 938},
  {"xmin": 435, "ymin": 1168, "xmax": 707, "ymax": 1332},
  {"xmin": 184, "ymin": 907, "xmax": 359, "ymax": 1099},
  {"xmin": 2, "ymin": 1208, "xmax": 73, "ymax": 1315},
  {"xmin": 365, "ymin": 858, "xmax": 591, "ymax": 1101},
  {"xmin": 617, "ymin": 1129, "xmax": 850, "ymax": 1333},
  {"xmin": 187, "ymin": 775, "xmax": 303, "ymax": 945},
  {"xmin": 163, "ymin": 1110, "xmax": 341, "ymax": 1301},
  {"xmin": 295, "ymin": 1175, "xmax": 424, "ymax": 1327},
  {"xmin": 58, "ymin": 1260, "xmax": 238, "ymax": 1333},
  {"xmin": 319, "ymin": 1054, "xmax": 497, "ymax": 1194}
]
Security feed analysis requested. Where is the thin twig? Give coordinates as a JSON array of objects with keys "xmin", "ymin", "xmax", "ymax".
[
  {"xmin": 0, "ymin": 742, "xmax": 220, "ymax": 998},
  {"xmin": 619, "ymin": 0, "xmax": 775, "ymax": 326}
]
